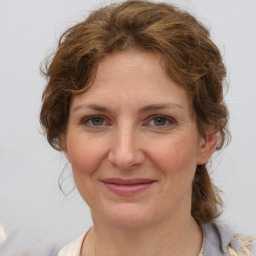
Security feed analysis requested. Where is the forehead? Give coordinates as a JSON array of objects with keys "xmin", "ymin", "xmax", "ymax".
[
  {"xmin": 70, "ymin": 50, "xmax": 192, "ymax": 113},
  {"xmin": 96, "ymin": 50, "xmax": 166, "ymax": 85}
]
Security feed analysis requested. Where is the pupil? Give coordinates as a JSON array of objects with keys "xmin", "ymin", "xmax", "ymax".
[
  {"xmin": 92, "ymin": 117, "xmax": 103, "ymax": 126},
  {"xmin": 154, "ymin": 117, "xmax": 166, "ymax": 126}
]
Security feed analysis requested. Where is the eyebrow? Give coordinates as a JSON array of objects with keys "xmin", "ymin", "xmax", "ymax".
[
  {"xmin": 72, "ymin": 103, "xmax": 184, "ymax": 113},
  {"xmin": 138, "ymin": 103, "xmax": 184, "ymax": 112},
  {"xmin": 72, "ymin": 104, "xmax": 112, "ymax": 113}
]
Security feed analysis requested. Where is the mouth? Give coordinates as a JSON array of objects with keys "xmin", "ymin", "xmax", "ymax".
[{"xmin": 100, "ymin": 178, "xmax": 156, "ymax": 196}]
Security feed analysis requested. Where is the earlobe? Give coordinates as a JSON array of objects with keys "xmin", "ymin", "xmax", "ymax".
[{"xmin": 197, "ymin": 131, "xmax": 218, "ymax": 165}]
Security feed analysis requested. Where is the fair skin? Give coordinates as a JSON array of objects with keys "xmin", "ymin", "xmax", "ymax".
[{"xmin": 62, "ymin": 50, "xmax": 218, "ymax": 256}]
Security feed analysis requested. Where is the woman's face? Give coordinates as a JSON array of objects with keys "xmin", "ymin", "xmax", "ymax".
[{"xmin": 62, "ymin": 50, "xmax": 216, "ymax": 228}]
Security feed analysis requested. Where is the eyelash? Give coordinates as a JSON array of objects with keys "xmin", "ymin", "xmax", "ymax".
[
  {"xmin": 81, "ymin": 115, "xmax": 108, "ymax": 127},
  {"xmin": 80, "ymin": 114, "xmax": 176, "ymax": 129},
  {"xmin": 144, "ymin": 115, "xmax": 176, "ymax": 128}
]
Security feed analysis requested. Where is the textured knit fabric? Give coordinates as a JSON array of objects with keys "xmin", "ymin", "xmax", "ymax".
[
  {"xmin": 228, "ymin": 234, "xmax": 256, "ymax": 256},
  {"xmin": 203, "ymin": 222, "xmax": 256, "ymax": 256}
]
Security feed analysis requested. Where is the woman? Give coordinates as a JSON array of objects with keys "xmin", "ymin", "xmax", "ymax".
[{"xmin": 1, "ymin": 0, "xmax": 255, "ymax": 255}]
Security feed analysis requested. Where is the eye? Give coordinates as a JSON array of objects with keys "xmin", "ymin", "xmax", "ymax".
[
  {"xmin": 152, "ymin": 116, "xmax": 168, "ymax": 126},
  {"xmin": 145, "ymin": 115, "xmax": 175, "ymax": 128},
  {"xmin": 82, "ymin": 116, "xmax": 106, "ymax": 127}
]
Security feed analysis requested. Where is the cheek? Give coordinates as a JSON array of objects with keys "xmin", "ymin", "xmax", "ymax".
[
  {"xmin": 66, "ymin": 135, "xmax": 107, "ymax": 176},
  {"xmin": 65, "ymin": 135, "xmax": 108, "ymax": 206},
  {"xmin": 149, "ymin": 134, "xmax": 199, "ymax": 177}
]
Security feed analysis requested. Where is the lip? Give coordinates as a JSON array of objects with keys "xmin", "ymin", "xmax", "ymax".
[{"xmin": 101, "ymin": 178, "xmax": 156, "ymax": 196}]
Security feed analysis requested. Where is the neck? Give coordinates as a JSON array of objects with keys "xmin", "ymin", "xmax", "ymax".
[{"xmin": 82, "ymin": 215, "xmax": 203, "ymax": 256}]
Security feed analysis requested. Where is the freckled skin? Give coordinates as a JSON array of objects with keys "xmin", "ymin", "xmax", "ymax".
[{"xmin": 62, "ymin": 50, "xmax": 214, "ymax": 230}]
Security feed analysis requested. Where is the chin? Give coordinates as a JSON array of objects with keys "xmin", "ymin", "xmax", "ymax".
[{"xmin": 96, "ymin": 202, "xmax": 158, "ymax": 230}]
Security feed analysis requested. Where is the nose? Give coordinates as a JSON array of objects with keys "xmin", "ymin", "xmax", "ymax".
[{"xmin": 108, "ymin": 125, "xmax": 145, "ymax": 171}]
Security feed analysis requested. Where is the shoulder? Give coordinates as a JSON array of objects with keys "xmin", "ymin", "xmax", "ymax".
[{"xmin": 203, "ymin": 222, "xmax": 256, "ymax": 256}]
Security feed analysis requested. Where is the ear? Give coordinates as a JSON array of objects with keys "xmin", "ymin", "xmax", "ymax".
[
  {"xmin": 197, "ymin": 127, "xmax": 218, "ymax": 165},
  {"xmin": 59, "ymin": 134, "xmax": 71, "ymax": 163}
]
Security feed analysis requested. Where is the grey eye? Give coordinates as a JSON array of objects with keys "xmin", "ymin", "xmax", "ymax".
[
  {"xmin": 153, "ymin": 116, "xmax": 168, "ymax": 126},
  {"xmin": 91, "ymin": 116, "xmax": 104, "ymax": 126}
]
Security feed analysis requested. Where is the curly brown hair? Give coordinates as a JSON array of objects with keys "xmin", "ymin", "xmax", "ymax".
[{"xmin": 40, "ymin": 0, "xmax": 229, "ymax": 224}]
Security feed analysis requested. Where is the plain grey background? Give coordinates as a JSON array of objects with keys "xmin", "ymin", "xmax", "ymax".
[{"xmin": 0, "ymin": 0, "xmax": 256, "ymax": 244}]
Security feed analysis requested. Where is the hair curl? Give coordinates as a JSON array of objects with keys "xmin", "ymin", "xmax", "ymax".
[{"xmin": 40, "ymin": 0, "xmax": 230, "ymax": 224}]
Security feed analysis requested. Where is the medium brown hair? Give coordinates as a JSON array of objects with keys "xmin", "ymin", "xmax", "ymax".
[{"xmin": 40, "ymin": 0, "xmax": 229, "ymax": 224}]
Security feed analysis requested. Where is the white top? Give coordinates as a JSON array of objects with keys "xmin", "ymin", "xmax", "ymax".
[
  {"xmin": 58, "ymin": 231, "xmax": 88, "ymax": 256},
  {"xmin": 57, "ymin": 227, "xmax": 205, "ymax": 256}
]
